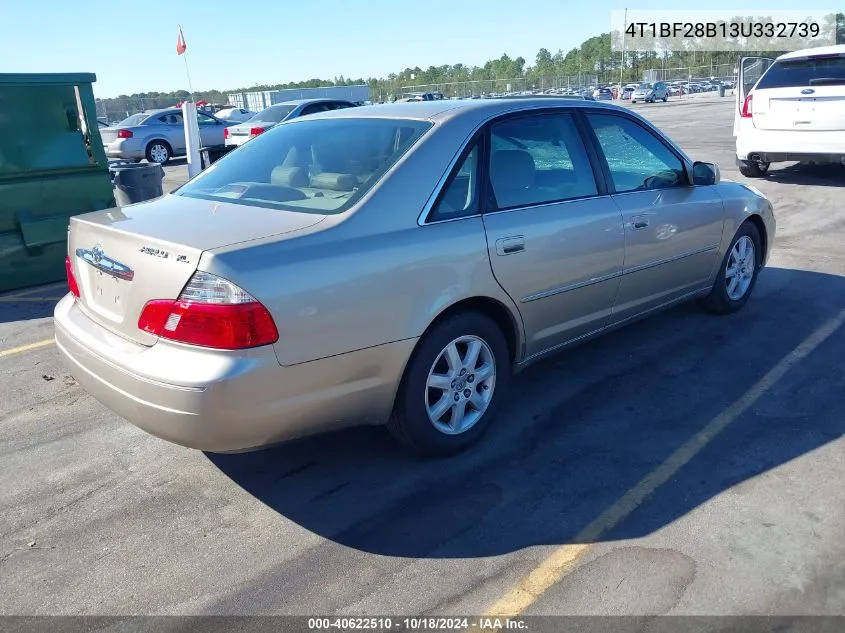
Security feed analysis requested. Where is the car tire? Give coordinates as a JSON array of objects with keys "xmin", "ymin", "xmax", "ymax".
[
  {"xmin": 699, "ymin": 221, "xmax": 762, "ymax": 315},
  {"xmin": 736, "ymin": 159, "xmax": 770, "ymax": 178},
  {"xmin": 145, "ymin": 141, "xmax": 172, "ymax": 165},
  {"xmin": 388, "ymin": 312, "xmax": 510, "ymax": 457},
  {"xmin": 663, "ymin": 95, "xmax": 668, "ymax": 102}
]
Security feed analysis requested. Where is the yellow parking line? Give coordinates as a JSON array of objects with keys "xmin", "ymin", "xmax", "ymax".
[
  {"xmin": 0, "ymin": 338, "xmax": 55, "ymax": 358},
  {"xmin": 0, "ymin": 297, "xmax": 62, "ymax": 302},
  {"xmin": 483, "ymin": 306, "xmax": 845, "ymax": 622}
]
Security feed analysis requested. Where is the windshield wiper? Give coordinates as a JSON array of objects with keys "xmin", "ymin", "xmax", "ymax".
[{"xmin": 808, "ymin": 77, "xmax": 845, "ymax": 86}]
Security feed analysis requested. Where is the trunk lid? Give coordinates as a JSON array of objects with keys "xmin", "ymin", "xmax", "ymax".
[
  {"xmin": 753, "ymin": 85, "xmax": 845, "ymax": 131},
  {"xmin": 100, "ymin": 128, "xmax": 120, "ymax": 143},
  {"xmin": 68, "ymin": 195, "xmax": 326, "ymax": 345}
]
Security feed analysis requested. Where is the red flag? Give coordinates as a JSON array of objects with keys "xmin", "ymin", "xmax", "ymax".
[{"xmin": 176, "ymin": 28, "xmax": 187, "ymax": 55}]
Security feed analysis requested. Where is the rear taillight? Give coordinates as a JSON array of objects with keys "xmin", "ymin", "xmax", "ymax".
[
  {"xmin": 741, "ymin": 93, "xmax": 753, "ymax": 118},
  {"xmin": 117, "ymin": 129, "xmax": 133, "ymax": 138},
  {"xmin": 223, "ymin": 127, "xmax": 230, "ymax": 139},
  {"xmin": 249, "ymin": 127, "xmax": 265, "ymax": 137},
  {"xmin": 137, "ymin": 271, "xmax": 278, "ymax": 350},
  {"xmin": 65, "ymin": 256, "xmax": 80, "ymax": 298}
]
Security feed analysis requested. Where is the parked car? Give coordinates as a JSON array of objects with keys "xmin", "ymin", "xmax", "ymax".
[
  {"xmin": 56, "ymin": 98, "xmax": 775, "ymax": 457},
  {"xmin": 593, "ymin": 87, "xmax": 613, "ymax": 101},
  {"xmin": 224, "ymin": 98, "xmax": 357, "ymax": 146},
  {"xmin": 100, "ymin": 108, "xmax": 236, "ymax": 164},
  {"xmin": 214, "ymin": 107, "xmax": 255, "ymax": 123},
  {"xmin": 734, "ymin": 44, "xmax": 845, "ymax": 177},
  {"xmin": 620, "ymin": 86, "xmax": 636, "ymax": 100},
  {"xmin": 631, "ymin": 81, "xmax": 669, "ymax": 103}
]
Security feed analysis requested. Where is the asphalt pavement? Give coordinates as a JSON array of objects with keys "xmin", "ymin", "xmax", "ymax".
[{"xmin": 1, "ymin": 99, "xmax": 843, "ymax": 618}]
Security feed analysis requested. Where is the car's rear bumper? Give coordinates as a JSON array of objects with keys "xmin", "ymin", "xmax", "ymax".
[
  {"xmin": 224, "ymin": 137, "xmax": 250, "ymax": 147},
  {"xmin": 103, "ymin": 138, "xmax": 147, "ymax": 160},
  {"xmin": 54, "ymin": 294, "xmax": 415, "ymax": 452},
  {"xmin": 736, "ymin": 127, "xmax": 845, "ymax": 164}
]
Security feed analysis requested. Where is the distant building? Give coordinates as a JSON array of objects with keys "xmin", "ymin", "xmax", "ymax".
[{"xmin": 227, "ymin": 85, "xmax": 370, "ymax": 111}]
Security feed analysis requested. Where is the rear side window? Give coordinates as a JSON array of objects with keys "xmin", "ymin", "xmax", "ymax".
[
  {"xmin": 756, "ymin": 56, "xmax": 845, "ymax": 89},
  {"xmin": 488, "ymin": 113, "xmax": 598, "ymax": 210}
]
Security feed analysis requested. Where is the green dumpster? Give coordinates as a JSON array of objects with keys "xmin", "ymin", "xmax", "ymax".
[{"xmin": 0, "ymin": 73, "xmax": 115, "ymax": 293}]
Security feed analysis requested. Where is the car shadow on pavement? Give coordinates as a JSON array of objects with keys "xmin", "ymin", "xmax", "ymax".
[
  {"xmin": 0, "ymin": 282, "xmax": 65, "ymax": 323},
  {"xmin": 0, "ymin": 299, "xmax": 57, "ymax": 323},
  {"xmin": 763, "ymin": 163, "xmax": 845, "ymax": 187},
  {"xmin": 206, "ymin": 267, "xmax": 845, "ymax": 561}
]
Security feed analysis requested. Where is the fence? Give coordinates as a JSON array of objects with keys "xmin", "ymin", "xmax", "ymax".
[
  {"xmin": 642, "ymin": 63, "xmax": 741, "ymax": 83},
  {"xmin": 95, "ymin": 98, "xmax": 182, "ymax": 124},
  {"xmin": 395, "ymin": 76, "xmax": 601, "ymax": 99},
  {"xmin": 227, "ymin": 85, "xmax": 370, "ymax": 111},
  {"xmin": 395, "ymin": 60, "xmax": 746, "ymax": 99}
]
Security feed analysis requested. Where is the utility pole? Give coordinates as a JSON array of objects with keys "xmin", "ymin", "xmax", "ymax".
[{"xmin": 620, "ymin": 8, "xmax": 627, "ymax": 87}]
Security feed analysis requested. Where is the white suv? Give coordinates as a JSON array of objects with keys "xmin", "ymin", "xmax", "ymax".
[{"xmin": 734, "ymin": 45, "xmax": 845, "ymax": 178}]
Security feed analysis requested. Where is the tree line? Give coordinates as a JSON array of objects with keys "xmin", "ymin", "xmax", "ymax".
[{"xmin": 98, "ymin": 13, "xmax": 844, "ymax": 116}]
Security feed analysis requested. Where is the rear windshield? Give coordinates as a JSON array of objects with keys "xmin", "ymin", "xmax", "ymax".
[
  {"xmin": 248, "ymin": 105, "xmax": 296, "ymax": 124},
  {"xmin": 176, "ymin": 117, "xmax": 432, "ymax": 214},
  {"xmin": 757, "ymin": 56, "xmax": 845, "ymax": 89},
  {"xmin": 117, "ymin": 113, "xmax": 148, "ymax": 126}
]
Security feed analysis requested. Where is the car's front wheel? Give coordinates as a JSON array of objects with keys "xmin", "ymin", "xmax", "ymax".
[
  {"xmin": 146, "ymin": 141, "xmax": 172, "ymax": 165},
  {"xmin": 737, "ymin": 158, "xmax": 770, "ymax": 178},
  {"xmin": 700, "ymin": 221, "xmax": 762, "ymax": 315},
  {"xmin": 388, "ymin": 312, "xmax": 510, "ymax": 457}
]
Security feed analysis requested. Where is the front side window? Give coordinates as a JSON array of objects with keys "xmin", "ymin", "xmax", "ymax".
[
  {"xmin": 488, "ymin": 113, "xmax": 597, "ymax": 210},
  {"xmin": 176, "ymin": 117, "xmax": 432, "ymax": 215},
  {"xmin": 587, "ymin": 114, "xmax": 686, "ymax": 193}
]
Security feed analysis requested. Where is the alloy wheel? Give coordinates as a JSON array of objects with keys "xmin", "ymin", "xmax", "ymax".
[{"xmin": 424, "ymin": 335, "xmax": 496, "ymax": 435}]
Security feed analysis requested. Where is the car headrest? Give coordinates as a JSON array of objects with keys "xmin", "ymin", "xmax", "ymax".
[
  {"xmin": 309, "ymin": 172, "xmax": 357, "ymax": 192},
  {"xmin": 270, "ymin": 165, "xmax": 308, "ymax": 188},
  {"xmin": 490, "ymin": 150, "xmax": 536, "ymax": 191}
]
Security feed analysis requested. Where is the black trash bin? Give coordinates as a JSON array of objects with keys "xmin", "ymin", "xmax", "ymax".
[
  {"xmin": 200, "ymin": 144, "xmax": 237, "ymax": 169},
  {"xmin": 718, "ymin": 84, "xmax": 726, "ymax": 98},
  {"xmin": 109, "ymin": 162, "xmax": 165, "ymax": 206}
]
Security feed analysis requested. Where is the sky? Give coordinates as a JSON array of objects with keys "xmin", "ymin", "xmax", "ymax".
[{"xmin": 0, "ymin": 0, "xmax": 826, "ymax": 98}]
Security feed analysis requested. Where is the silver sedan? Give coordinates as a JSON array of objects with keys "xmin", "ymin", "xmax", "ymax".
[
  {"xmin": 55, "ymin": 98, "xmax": 775, "ymax": 457},
  {"xmin": 224, "ymin": 98, "xmax": 357, "ymax": 146},
  {"xmin": 101, "ymin": 108, "xmax": 236, "ymax": 164}
]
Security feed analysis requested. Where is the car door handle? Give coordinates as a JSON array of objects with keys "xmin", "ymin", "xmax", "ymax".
[
  {"xmin": 631, "ymin": 216, "xmax": 650, "ymax": 230},
  {"xmin": 495, "ymin": 236, "xmax": 525, "ymax": 255}
]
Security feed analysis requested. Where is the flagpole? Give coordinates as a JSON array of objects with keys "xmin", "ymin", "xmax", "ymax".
[{"xmin": 178, "ymin": 24, "xmax": 194, "ymax": 101}]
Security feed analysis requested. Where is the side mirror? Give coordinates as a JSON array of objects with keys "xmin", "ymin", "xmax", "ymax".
[{"xmin": 692, "ymin": 161, "xmax": 720, "ymax": 186}]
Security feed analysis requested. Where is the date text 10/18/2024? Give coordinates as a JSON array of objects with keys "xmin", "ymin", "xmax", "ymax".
[{"xmin": 307, "ymin": 617, "xmax": 528, "ymax": 631}]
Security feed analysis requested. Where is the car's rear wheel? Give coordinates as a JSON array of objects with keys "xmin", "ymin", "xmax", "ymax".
[
  {"xmin": 737, "ymin": 158, "xmax": 770, "ymax": 178},
  {"xmin": 700, "ymin": 221, "xmax": 762, "ymax": 315},
  {"xmin": 663, "ymin": 95, "xmax": 668, "ymax": 102},
  {"xmin": 388, "ymin": 312, "xmax": 510, "ymax": 457},
  {"xmin": 146, "ymin": 141, "xmax": 172, "ymax": 165}
]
